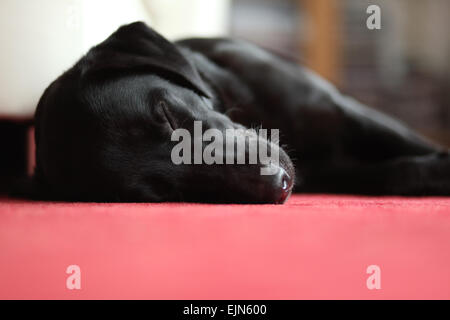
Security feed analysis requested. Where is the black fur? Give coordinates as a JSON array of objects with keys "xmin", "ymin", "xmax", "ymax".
[{"xmin": 22, "ymin": 22, "xmax": 450, "ymax": 203}]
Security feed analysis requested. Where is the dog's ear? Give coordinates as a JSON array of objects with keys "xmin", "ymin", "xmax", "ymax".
[{"xmin": 83, "ymin": 22, "xmax": 211, "ymax": 97}]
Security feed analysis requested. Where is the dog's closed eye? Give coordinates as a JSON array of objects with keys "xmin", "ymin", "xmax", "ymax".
[{"xmin": 154, "ymin": 101, "xmax": 177, "ymax": 131}]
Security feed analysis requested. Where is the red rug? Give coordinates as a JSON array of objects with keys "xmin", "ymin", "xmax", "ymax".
[{"xmin": 1, "ymin": 195, "xmax": 449, "ymax": 299}]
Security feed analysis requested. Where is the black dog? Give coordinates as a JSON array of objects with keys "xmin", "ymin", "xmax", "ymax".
[{"xmin": 25, "ymin": 22, "xmax": 449, "ymax": 203}]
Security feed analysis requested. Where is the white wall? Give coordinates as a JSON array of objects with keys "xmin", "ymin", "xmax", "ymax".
[
  {"xmin": 0, "ymin": 0, "xmax": 230, "ymax": 119},
  {"xmin": 144, "ymin": 0, "xmax": 230, "ymax": 40}
]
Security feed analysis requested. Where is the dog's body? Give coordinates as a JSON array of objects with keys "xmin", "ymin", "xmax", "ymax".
[
  {"xmin": 26, "ymin": 22, "xmax": 449, "ymax": 203},
  {"xmin": 177, "ymin": 37, "xmax": 449, "ymax": 195}
]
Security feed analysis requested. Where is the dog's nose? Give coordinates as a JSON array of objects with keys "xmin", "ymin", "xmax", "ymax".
[
  {"xmin": 276, "ymin": 167, "xmax": 294, "ymax": 203},
  {"xmin": 264, "ymin": 166, "xmax": 293, "ymax": 204}
]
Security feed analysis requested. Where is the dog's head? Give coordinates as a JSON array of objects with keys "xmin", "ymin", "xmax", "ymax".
[{"xmin": 32, "ymin": 22, "xmax": 294, "ymax": 203}]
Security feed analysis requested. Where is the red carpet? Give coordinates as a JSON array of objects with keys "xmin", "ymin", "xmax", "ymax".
[{"xmin": 1, "ymin": 195, "xmax": 449, "ymax": 299}]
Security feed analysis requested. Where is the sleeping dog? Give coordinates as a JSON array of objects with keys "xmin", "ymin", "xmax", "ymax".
[{"xmin": 25, "ymin": 22, "xmax": 449, "ymax": 203}]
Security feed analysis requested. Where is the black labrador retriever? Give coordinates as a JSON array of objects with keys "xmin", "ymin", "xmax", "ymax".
[{"xmin": 24, "ymin": 22, "xmax": 449, "ymax": 203}]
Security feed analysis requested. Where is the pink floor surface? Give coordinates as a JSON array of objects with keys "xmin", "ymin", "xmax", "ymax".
[{"xmin": 1, "ymin": 195, "xmax": 449, "ymax": 299}]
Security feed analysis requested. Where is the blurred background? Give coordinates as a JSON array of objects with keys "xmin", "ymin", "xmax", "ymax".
[
  {"xmin": 1, "ymin": 0, "xmax": 449, "ymax": 191},
  {"xmin": 229, "ymin": 0, "xmax": 450, "ymax": 147}
]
